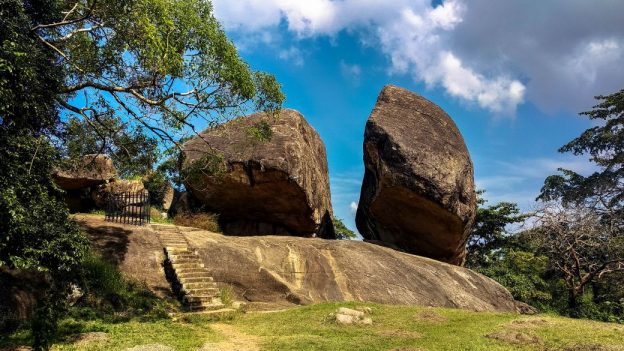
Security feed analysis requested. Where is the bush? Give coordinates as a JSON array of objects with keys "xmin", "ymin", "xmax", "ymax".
[
  {"xmin": 143, "ymin": 172, "xmax": 170, "ymax": 209},
  {"xmin": 173, "ymin": 212, "xmax": 221, "ymax": 232},
  {"xmin": 76, "ymin": 254, "xmax": 174, "ymax": 322}
]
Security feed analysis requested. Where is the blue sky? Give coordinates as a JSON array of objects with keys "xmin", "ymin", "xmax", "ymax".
[{"xmin": 212, "ymin": 0, "xmax": 624, "ymax": 233}]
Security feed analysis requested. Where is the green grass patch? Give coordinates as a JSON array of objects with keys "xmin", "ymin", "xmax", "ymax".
[{"xmin": 3, "ymin": 302, "xmax": 623, "ymax": 350}]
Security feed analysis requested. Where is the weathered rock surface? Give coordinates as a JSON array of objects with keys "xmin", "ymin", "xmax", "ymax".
[
  {"xmin": 91, "ymin": 179, "xmax": 144, "ymax": 208},
  {"xmin": 356, "ymin": 85, "xmax": 476, "ymax": 265},
  {"xmin": 53, "ymin": 154, "xmax": 116, "ymax": 191},
  {"xmin": 183, "ymin": 228, "xmax": 516, "ymax": 312},
  {"xmin": 75, "ymin": 216, "xmax": 517, "ymax": 313},
  {"xmin": 182, "ymin": 109, "xmax": 335, "ymax": 238}
]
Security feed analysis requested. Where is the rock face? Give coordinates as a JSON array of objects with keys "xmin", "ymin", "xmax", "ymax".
[
  {"xmin": 76, "ymin": 216, "xmax": 518, "ymax": 313},
  {"xmin": 356, "ymin": 85, "xmax": 476, "ymax": 265},
  {"xmin": 182, "ymin": 109, "xmax": 335, "ymax": 238},
  {"xmin": 53, "ymin": 154, "xmax": 116, "ymax": 190},
  {"xmin": 182, "ymin": 228, "xmax": 516, "ymax": 312},
  {"xmin": 91, "ymin": 179, "xmax": 145, "ymax": 208}
]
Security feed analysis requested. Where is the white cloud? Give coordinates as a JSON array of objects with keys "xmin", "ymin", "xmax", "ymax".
[
  {"xmin": 349, "ymin": 201, "xmax": 358, "ymax": 216},
  {"xmin": 212, "ymin": 0, "xmax": 527, "ymax": 115},
  {"xmin": 213, "ymin": 0, "xmax": 624, "ymax": 116},
  {"xmin": 278, "ymin": 46, "xmax": 304, "ymax": 66}
]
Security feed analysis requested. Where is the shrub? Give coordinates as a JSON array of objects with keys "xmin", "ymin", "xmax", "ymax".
[
  {"xmin": 220, "ymin": 286, "xmax": 233, "ymax": 306},
  {"xmin": 143, "ymin": 172, "xmax": 170, "ymax": 209},
  {"xmin": 173, "ymin": 212, "xmax": 221, "ymax": 232}
]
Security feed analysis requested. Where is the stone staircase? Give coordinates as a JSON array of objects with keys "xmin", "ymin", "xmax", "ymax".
[{"xmin": 153, "ymin": 224, "xmax": 224, "ymax": 311}]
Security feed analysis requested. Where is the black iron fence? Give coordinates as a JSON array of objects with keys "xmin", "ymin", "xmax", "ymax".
[{"xmin": 105, "ymin": 190, "xmax": 151, "ymax": 225}]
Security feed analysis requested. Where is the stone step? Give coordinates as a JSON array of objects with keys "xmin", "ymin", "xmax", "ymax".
[
  {"xmin": 168, "ymin": 253, "xmax": 198, "ymax": 259},
  {"xmin": 185, "ymin": 295, "xmax": 222, "ymax": 304},
  {"xmin": 183, "ymin": 287, "xmax": 220, "ymax": 296},
  {"xmin": 172, "ymin": 262, "xmax": 204, "ymax": 269},
  {"xmin": 180, "ymin": 276, "xmax": 214, "ymax": 283},
  {"xmin": 177, "ymin": 272, "xmax": 213, "ymax": 279},
  {"xmin": 182, "ymin": 282, "xmax": 217, "ymax": 290},
  {"xmin": 174, "ymin": 267, "xmax": 208, "ymax": 274},
  {"xmin": 163, "ymin": 243, "xmax": 188, "ymax": 247},
  {"xmin": 170, "ymin": 258, "xmax": 203, "ymax": 265},
  {"xmin": 166, "ymin": 247, "xmax": 190, "ymax": 253},
  {"xmin": 188, "ymin": 302, "xmax": 225, "ymax": 311}
]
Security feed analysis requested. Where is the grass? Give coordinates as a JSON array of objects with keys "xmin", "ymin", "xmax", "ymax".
[{"xmin": 2, "ymin": 302, "xmax": 623, "ymax": 350}]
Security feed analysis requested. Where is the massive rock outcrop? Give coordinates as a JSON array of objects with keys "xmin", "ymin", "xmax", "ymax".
[
  {"xmin": 182, "ymin": 109, "xmax": 335, "ymax": 238},
  {"xmin": 185, "ymin": 226, "xmax": 515, "ymax": 311},
  {"xmin": 53, "ymin": 154, "xmax": 116, "ymax": 191},
  {"xmin": 356, "ymin": 85, "xmax": 476, "ymax": 265},
  {"xmin": 75, "ymin": 216, "xmax": 517, "ymax": 312}
]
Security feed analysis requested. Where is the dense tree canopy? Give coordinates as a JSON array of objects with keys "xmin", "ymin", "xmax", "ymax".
[
  {"xmin": 1, "ymin": 1, "xmax": 285, "ymax": 348},
  {"xmin": 35, "ymin": 0, "xmax": 284, "ymax": 155},
  {"xmin": 536, "ymin": 90, "xmax": 624, "ymax": 313}
]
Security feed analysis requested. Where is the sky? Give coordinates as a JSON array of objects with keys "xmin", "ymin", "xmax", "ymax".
[{"xmin": 211, "ymin": 0, "xmax": 624, "ymax": 233}]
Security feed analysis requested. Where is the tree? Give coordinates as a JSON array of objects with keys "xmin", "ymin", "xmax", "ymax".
[
  {"xmin": 1, "ymin": 1, "xmax": 89, "ymax": 348},
  {"xmin": 538, "ymin": 90, "xmax": 624, "ymax": 312},
  {"xmin": 466, "ymin": 191, "xmax": 525, "ymax": 268},
  {"xmin": 334, "ymin": 218, "xmax": 357, "ymax": 240},
  {"xmin": 33, "ymin": 0, "xmax": 284, "ymax": 155},
  {"xmin": 2, "ymin": 1, "xmax": 284, "ymax": 348},
  {"xmin": 531, "ymin": 203, "xmax": 624, "ymax": 309},
  {"xmin": 62, "ymin": 117, "xmax": 161, "ymax": 178}
]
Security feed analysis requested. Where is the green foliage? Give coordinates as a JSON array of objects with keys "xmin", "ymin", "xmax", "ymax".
[
  {"xmin": 76, "ymin": 254, "xmax": 173, "ymax": 322},
  {"xmin": 219, "ymin": 285, "xmax": 233, "ymax": 306},
  {"xmin": 39, "ymin": 0, "xmax": 284, "ymax": 151},
  {"xmin": 539, "ymin": 89, "xmax": 624, "ymax": 207},
  {"xmin": 334, "ymin": 217, "xmax": 357, "ymax": 239},
  {"xmin": 466, "ymin": 191, "xmax": 525, "ymax": 268},
  {"xmin": 247, "ymin": 120, "xmax": 274, "ymax": 142},
  {"xmin": 182, "ymin": 151, "xmax": 227, "ymax": 187},
  {"xmin": 0, "ymin": 0, "xmax": 89, "ymax": 278},
  {"xmin": 535, "ymin": 90, "xmax": 624, "ymax": 321},
  {"xmin": 477, "ymin": 250, "xmax": 553, "ymax": 310},
  {"xmin": 143, "ymin": 172, "xmax": 170, "ymax": 209},
  {"xmin": 63, "ymin": 118, "xmax": 160, "ymax": 178}
]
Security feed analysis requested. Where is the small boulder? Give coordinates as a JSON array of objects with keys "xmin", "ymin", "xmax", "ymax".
[
  {"xmin": 356, "ymin": 85, "xmax": 476, "ymax": 265},
  {"xmin": 53, "ymin": 154, "xmax": 116, "ymax": 191},
  {"xmin": 334, "ymin": 307, "xmax": 372, "ymax": 325},
  {"xmin": 182, "ymin": 109, "xmax": 335, "ymax": 238}
]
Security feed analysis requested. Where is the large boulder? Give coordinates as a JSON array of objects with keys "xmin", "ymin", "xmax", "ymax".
[
  {"xmin": 77, "ymin": 216, "xmax": 518, "ymax": 313},
  {"xmin": 53, "ymin": 154, "xmax": 116, "ymax": 191},
  {"xmin": 356, "ymin": 85, "xmax": 476, "ymax": 265},
  {"xmin": 183, "ymin": 228, "xmax": 515, "ymax": 312},
  {"xmin": 182, "ymin": 109, "xmax": 335, "ymax": 238}
]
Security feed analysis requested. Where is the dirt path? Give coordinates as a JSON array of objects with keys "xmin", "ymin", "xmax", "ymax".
[{"xmin": 199, "ymin": 323, "xmax": 261, "ymax": 351}]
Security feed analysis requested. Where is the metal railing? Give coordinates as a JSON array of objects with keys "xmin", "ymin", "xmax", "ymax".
[{"xmin": 105, "ymin": 190, "xmax": 151, "ymax": 225}]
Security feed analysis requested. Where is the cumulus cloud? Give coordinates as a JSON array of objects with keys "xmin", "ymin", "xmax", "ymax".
[
  {"xmin": 212, "ymin": 0, "xmax": 526, "ymax": 114},
  {"xmin": 449, "ymin": 0, "xmax": 624, "ymax": 112},
  {"xmin": 212, "ymin": 0, "xmax": 624, "ymax": 115}
]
